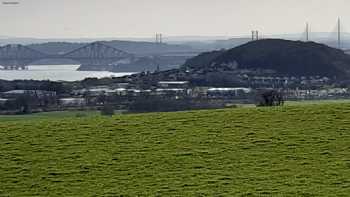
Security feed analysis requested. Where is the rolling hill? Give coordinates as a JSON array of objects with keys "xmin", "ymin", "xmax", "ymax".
[{"xmin": 184, "ymin": 39, "xmax": 350, "ymax": 78}]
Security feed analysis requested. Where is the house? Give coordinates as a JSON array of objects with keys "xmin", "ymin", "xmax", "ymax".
[
  {"xmin": 116, "ymin": 83, "xmax": 130, "ymax": 88},
  {"xmin": 59, "ymin": 98, "xmax": 86, "ymax": 107},
  {"xmin": 0, "ymin": 98, "xmax": 9, "ymax": 106},
  {"xmin": 158, "ymin": 81, "xmax": 189, "ymax": 88},
  {"xmin": 207, "ymin": 88, "xmax": 252, "ymax": 98}
]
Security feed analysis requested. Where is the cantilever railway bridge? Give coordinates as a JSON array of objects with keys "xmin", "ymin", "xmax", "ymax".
[{"xmin": 0, "ymin": 42, "xmax": 132, "ymax": 70}]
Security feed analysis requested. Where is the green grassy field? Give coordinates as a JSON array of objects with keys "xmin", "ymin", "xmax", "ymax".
[
  {"xmin": 0, "ymin": 103, "xmax": 349, "ymax": 196},
  {"xmin": 0, "ymin": 110, "xmax": 101, "ymax": 122}
]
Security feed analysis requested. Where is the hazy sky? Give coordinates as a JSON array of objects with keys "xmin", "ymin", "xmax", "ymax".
[{"xmin": 0, "ymin": 0, "xmax": 349, "ymax": 38}]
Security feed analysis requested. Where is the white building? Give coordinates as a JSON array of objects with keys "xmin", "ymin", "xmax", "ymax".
[{"xmin": 59, "ymin": 98, "xmax": 86, "ymax": 107}]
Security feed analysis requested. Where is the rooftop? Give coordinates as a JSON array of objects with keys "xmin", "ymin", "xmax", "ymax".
[
  {"xmin": 158, "ymin": 81, "xmax": 189, "ymax": 85},
  {"xmin": 208, "ymin": 88, "xmax": 252, "ymax": 93}
]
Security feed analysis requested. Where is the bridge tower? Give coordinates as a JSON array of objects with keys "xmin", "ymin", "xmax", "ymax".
[
  {"xmin": 306, "ymin": 22, "xmax": 310, "ymax": 41},
  {"xmin": 0, "ymin": 44, "xmax": 46, "ymax": 70},
  {"xmin": 337, "ymin": 18, "xmax": 341, "ymax": 49}
]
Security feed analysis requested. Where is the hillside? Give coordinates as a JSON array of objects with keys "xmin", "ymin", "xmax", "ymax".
[
  {"xmin": 0, "ymin": 103, "xmax": 349, "ymax": 196},
  {"xmin": 184, "ymin": 39, "xmax": 350, "ymax": 78}
]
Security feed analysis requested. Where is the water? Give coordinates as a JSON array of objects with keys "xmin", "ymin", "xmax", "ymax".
[{"xmin": 0, "ymin": 65, "xmax": 134, "ymax": 81}]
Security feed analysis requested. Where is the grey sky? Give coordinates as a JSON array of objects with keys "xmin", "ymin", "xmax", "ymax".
[{"xmin": 0, "ymin": 0, "xmax": 349, "ymax": 38}]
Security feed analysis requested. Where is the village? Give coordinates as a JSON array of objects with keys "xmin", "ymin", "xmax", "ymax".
[{"xmin": 0, "ymin": 74, "xmax": 349, "ymax": 114}]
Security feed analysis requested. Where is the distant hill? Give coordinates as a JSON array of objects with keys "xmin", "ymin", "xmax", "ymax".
[
  {"xmin": 183, "ymin": 39, "xmax": 350, "ymax": 78},
  {"xmin": 3, "ymin": 33, "xmax": 350, "ymax": 50},
  {"xmin": 27, "ymin": 41, "xmax": 195, "ymax": 56},
  {"xmin": 177, "ymin": 38, "xmax": 251, "ymax": 51},
  {"xmin": 28, "ymin": 42, "xmax": 86, "ymax": 55},
  {"xmin": 183, "ymin": 50, "xmax": 226, "ymax": 69},
  {"xmin": 101, "ymin": 40, "xmax": 195, "ymax": 56},
  {"xmin": 26, "ymin": 41, "xmax": 197, "ymax": 71},
  {"xmin": 8, "ymin": 38, "xmax": 350, "ymax": 75}
]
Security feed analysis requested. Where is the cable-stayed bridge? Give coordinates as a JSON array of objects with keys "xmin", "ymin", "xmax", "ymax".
[
  {"xmin": 255, "ymin": 18, "xmax": 350, "ymax": 51},
  {"xmin": 298, "ymin": 18, "xmax": 350, "ymax": 50}
]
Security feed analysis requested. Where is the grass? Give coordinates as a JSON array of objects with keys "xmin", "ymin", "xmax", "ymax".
[
  {"xmin": 0, "ymin": 103, "xmax": 349, "ymax": 196},
  {"xmin": 0, "ymin": 110, "xmax": 101, "ymax": 122},
  {"xmin": 285, "ymin": 99, "xmax": 350, "ymax": 106}
]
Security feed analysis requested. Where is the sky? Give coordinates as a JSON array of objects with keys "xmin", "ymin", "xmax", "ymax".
[{"xmin": 0, "ymin": 0, "xmax": 349, "ymax": 39}]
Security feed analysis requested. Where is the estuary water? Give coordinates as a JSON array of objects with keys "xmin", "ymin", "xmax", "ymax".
[{"xmin": 0, "ymin": 65, "xmax": 134, "ymax": 81}]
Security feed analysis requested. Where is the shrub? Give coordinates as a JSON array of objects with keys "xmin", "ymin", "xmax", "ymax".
[{"xmin": 256, "ymin": 89, "xmax": 284, "ymax": 107}]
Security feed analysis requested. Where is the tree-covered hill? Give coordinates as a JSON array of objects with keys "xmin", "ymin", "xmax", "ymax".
[{"xmin": 184, "ymin": 39, "xmax": 350, "ymax": 78}]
